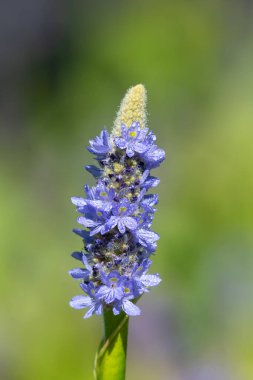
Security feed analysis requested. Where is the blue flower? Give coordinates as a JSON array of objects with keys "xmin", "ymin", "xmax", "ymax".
[
  {"xmin": 69, "ymin": 267, "xmax": 90, "ymax": 280},
  {"xmin": 87, "ymin": 128, "xmax": 111, "ymax": 156},
  {"xmin": 135, "ymin": 208, "xmax": 154, "ymax": 229},
  {"xmin": 87, "ymin": 183, "xmax": 115, "ymax": 212},
  {"xmin": 113, "ymin": 295, "xmax": 141, "ymax": 316},
  {"xmin": 72, "ymin": 229, "xmax": 92, "ymax": 242},
  {"xmin": 85, "ymin": 165, "xmax": 103, "ymax": 178},
  {"xmin": 114, "ymin": 122, "xmax": 149, "ymax": 157},
  {"xmin": 140, "ymin": 170, "xmax": 160, "ymax": 190},
  {"xmin": 141, "ymin": 144, "xmax": 165, "ymax": 169},
  {"xmin": 72, "ymin": 184, "xmax": 115, "ymax": 214},
  {"xmin": 112, "ymin": 277, "xmax": 141, "ymax": 316},
  {"xmin": 71, "ymin": 251, "xmax": 84, "ymax": 261},
  {"xmin": 69, "ymin": 254, "xmax": 93, "ymax": 280},
  {"xmin": 70, "ymin": 283, "xmax": 103, "ymax": 318},
  {"xmin": 113, "ymin": 299, "xmax": 141, "ymax": 316},
  {"xmin": 134, "ymin": 228, "xmax": 160, "ymax": 251},
  {"xmin": 130, "ymin": 259, "xmax": 161, "ymax": 295},
  {"xmin": 77, "ymin": 203, "xmax": 110, "ymax": 236},
  {"xmin": 96, "ymin": 271, "xmax": 125, "ymax": 304},
  {"xmin": 103, "ymin": 199, "xmax": 138, "ymax": 234},
  {"xmin": 71, "ymin": 197, "xmax": 87, "ymax": 207},
  {"xmin": 140, "ymin": 193, "xmax": 159, "ymax": 213}
]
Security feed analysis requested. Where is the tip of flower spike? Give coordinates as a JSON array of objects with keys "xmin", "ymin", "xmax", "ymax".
[{"xmin": 112, "ymin": 84, "xmax": 147, "ymax": 136}]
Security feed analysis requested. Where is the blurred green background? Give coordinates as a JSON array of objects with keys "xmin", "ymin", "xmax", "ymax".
[{"xmin": 0, "ymin": 1, "xmax": 253, "ymax": 379}]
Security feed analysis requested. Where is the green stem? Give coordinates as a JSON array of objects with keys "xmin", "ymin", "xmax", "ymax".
[{"xmin": 94, "ymin": 309, "xmax": 129, "ymax": 380}]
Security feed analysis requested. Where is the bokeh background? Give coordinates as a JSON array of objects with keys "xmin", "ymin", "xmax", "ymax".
[{"xmin": 1, "ymin": 1, "xmax": 253, "ymax": 379}]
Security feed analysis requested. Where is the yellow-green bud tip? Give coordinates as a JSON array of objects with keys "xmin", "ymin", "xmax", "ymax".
[{"xmin": 112, "ymin": 84, "xmax": 147, "ymax": 135}]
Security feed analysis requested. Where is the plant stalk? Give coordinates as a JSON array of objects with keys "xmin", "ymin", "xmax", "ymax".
[{"xmin": 94, "ymin": 309, "xmax": 129, "ymax": 380}]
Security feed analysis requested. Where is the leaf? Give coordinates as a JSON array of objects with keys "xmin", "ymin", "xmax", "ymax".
[{"xmin": 94, "ymin": 309, "xmax": 129, "ymax": 380}]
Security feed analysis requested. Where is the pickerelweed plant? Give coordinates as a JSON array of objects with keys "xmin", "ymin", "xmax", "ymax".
[{"xmin": 69, "ymin": 84, "xmax": 165, "ymax": 380}]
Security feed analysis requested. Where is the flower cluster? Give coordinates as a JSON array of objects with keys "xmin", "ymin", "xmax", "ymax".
[{"xmin": 69, "ymin": 90, "xmax": 165, "ymax": 318}]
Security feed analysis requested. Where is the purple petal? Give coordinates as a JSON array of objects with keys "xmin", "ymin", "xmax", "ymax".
[
  {"xmin": 84, "ymin": 305, "xmax": 96, "ymax": 318},
  {"xmin": 112, "ymin": 303, "xmax": 121, "ymax": 315},
  {"xmin": 137, "ymin": 188, "xmax": 146, "ymax": 202},
  {"xmin": 138, "ymin": 127, "xmax": 148, "ymax": 140},
  {"xmin": 86, "ymin": 199, "xmax": 104, "ymax": 209},
  {"xmin": 124, "ymin": 217, "xmax": 137, "ymax": 231},
  {"xmin": 121, "ymin": 124, "xmax": 127, "ymax": 139},
  {"xmin": 72, "ymin": 229, "xmax": 91, "ymax": 241},
  {"xmin": 136, "ymin": 229, "xmax": 160, "ymax": 248},
  {"xmin": 114, "ymin": 137, "xmax": 127, "ymax": 150},
  {"xmin": 82, "ymin": 254, "xmax": 92, "ymax": 271},
  {"xmin": 95, "ymin": 303, "xmax": 103, "ymax": 316},
  {"xmin": 128, "ymin": 203, "xmax": 138, "ymax": 214},
  {"xmin": 96, "ymin": 285, "xmax": 110, "ymax": 299},
  {"xmin": 71, "ymin": 197, "xmax": 87, "ymax": 207},
  {"xmin": 103, "ymin": 216, "xmax": 118, "ymax": 234},
  {"xmin": 133, "ymin": 259, "xmax": 152, "ymax": 276},
  {"xmin": 85, "ymin": 184, "xmax": 95, "ymax": 199},
  {"xmin": 141, "ymin": 274, "xmax": 161, "ymax": 287},
  {"xmin": 114, "ymin": 287, "xmax": 124, "ymax": 300},
  {"xmin": 126, "ymin": 146, "xmax": 135, "ymax": 157},
  {"xmin": 134, "ymin": 142, "xmax": 148, "ymax": 154},
  {"xmin": 118, "ymin": 220, "xmax": 126, "ymax": 234},
  {"xmin": 140, "ymin": 170, "xmax": 150, "ymax": 184},
  {"xmin": 69, "ymin": 268, "xmax": 90, "ymax": 279},
  {"xmin": 79, "ymin": 282, "xmax": 90, "ymax": 293},
  {"xmin": 141, "ymin": 176, "xmax": 160, "ymax": 190},
  {"xmin": 69, "ymin": 295, "xmax": 92, "ymax": 309},
  {"xmin": 85, "ymin": 165, "xmax": 102, "ymax": 178},
  {"xmin": 71, "ymin": 251, "xmax": 83, "ymax": 261},
  {"xmin": 122, "ymin": 299, "xmax": 141, "ymax": 316},
  {"xmin": 145, "ymin": 131, "xmax": 156, "ymax": 145},
  {"xmin": 102, "ymin": 129, "xmax": 110, "ymax": 147},
  {"xmin": 90, "ymin": 224, "xmax": 103, "ymax": 236},
  {"xmin": 129, "ymin": 121, "xmax": 140, "ymax": 129},
  {"xmin": 104, "ymin": 289, "xmax": 118, "ymax": 304},
  {"xmin": 87, "ymin": 129, "xmax": 111, "ymax": 155},
  {"xmin": 77, "ymin": 217, "xmax": 98, "ymax": 228},
  {"xmin": 142, "ymin": 146, "xmax": 165, "ymax": 168},
  {"xmin": 100, "ymin": 271, "xmax": 108, "ymax": 284},
  {"xmin": 142, "ymin": 194, "xmax": 159, "ymax": 207}
]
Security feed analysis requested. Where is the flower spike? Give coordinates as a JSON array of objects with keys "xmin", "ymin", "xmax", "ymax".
[{"xmin": 69, "ymin": 85, "xmax": 165, "ymax": 318}]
